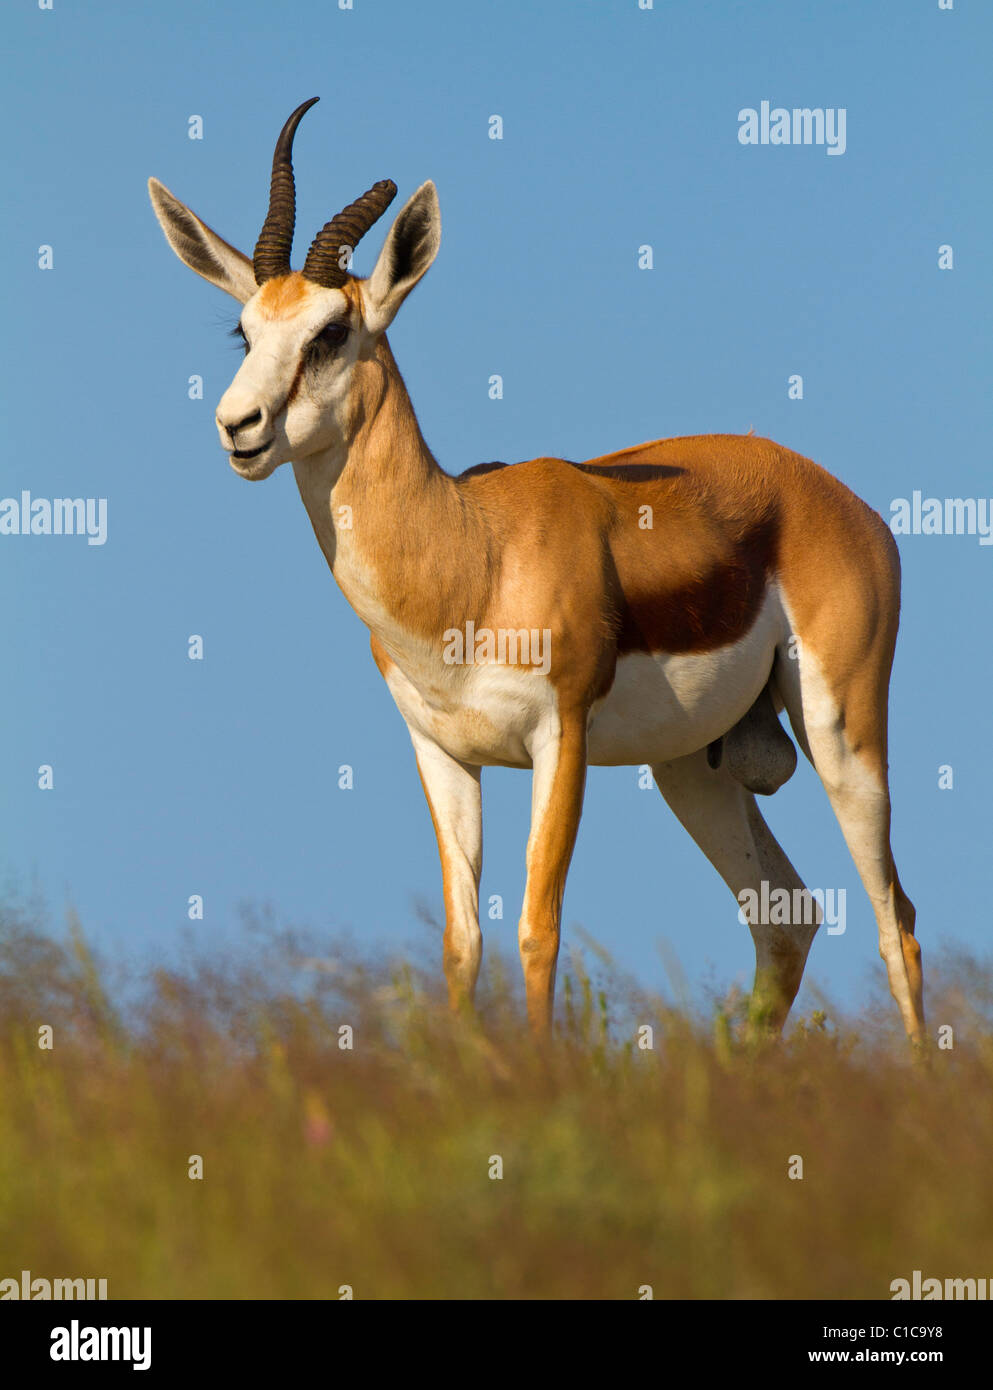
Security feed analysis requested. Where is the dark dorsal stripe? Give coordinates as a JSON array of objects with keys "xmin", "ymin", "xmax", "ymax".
[
  {"xmin": 566, "ymin": 460, "xmax": 685, "ymax": 482},
  {"xmin": 456, "ymin": 458, "xmax": 683, "ymax": 483},
  {"xmin": 456, "ymin": 461, "xmax": 508, "ymax": 480}
]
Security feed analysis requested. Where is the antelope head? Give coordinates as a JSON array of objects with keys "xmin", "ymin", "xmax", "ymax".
[{"xmin": 148, "ymin": 97, "xmax": 440, "ymax": 481}]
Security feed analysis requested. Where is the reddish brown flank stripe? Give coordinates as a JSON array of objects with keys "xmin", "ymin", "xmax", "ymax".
[{"xmin": 616, "ymin": 513, "xmax": 779, "ymax": 655}]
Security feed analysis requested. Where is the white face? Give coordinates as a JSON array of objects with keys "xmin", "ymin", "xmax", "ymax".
[
  {"xmin": 216, "ymin": 277, "xmax": 363, "ymax": 481},
  {"xmin": 148, "ymin": 173, "xmax": 441, "ymax": 480}
]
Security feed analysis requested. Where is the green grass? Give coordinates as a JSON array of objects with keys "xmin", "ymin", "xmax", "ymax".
[{"xmin": 1, "ymin": 899, "xmax": 991, "ymax": 1300}]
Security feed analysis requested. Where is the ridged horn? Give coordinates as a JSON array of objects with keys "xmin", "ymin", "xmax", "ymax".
[
  {"xmin": 302, "ymin": 179, "xmax": 398, "ymax": 288},
  {"xmin": 252, "ymin": 97, "xmax": 319, "ymax": 285}
]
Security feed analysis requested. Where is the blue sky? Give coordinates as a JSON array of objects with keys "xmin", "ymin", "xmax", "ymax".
[{"xmin": 2, "ymin": 0, "xmax": 991, "ymax": 1024}]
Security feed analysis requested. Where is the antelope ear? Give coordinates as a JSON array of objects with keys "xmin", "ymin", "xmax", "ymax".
[
  {"xmin": 363, "ymin": 182, "xmax": 440, "ymax": 335},
  {"xmin": 148, "ymin": 177, "xmax": 257, "ymax": 303}
]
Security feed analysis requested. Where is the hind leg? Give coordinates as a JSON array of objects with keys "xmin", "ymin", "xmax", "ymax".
[
  {"xmin": 776, "ymin": 646, "xmax": 924, "ymax": 1042},
  {"xmin": 653, "ymin": 749, "xmax": 820, "ymax": 1035}
]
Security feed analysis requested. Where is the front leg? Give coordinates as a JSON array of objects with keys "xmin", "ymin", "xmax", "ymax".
[
  {"xmin": 519, "ymin": 713, "xmax": 589, "ymax": 1038},
  {"xmin": 409, "ymin": 728, "xmax": 483, "ymax": 1013}
]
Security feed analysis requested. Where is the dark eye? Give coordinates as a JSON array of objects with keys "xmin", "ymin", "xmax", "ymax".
[
  {"xmin": 309, "ymin": 321, "xmax": 349, "ymax": 356},
  {"xmin": 229, "ymin": 322, "xmax": 249, "ymax": 354}
]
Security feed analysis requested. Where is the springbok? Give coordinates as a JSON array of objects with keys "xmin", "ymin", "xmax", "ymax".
[{"xmin": 148, "ymin": 98, "xmax": 924, "ymax": 1043}]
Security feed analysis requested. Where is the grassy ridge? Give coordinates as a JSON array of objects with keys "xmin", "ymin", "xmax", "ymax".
[{"xmin": 1, "ymin": 902, "xmax": 991, "ymax": 1300}]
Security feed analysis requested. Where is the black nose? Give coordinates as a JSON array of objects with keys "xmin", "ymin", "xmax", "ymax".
[{"xmin": 227, "ymin": 409, "xmax": 263, "ymax": 439}]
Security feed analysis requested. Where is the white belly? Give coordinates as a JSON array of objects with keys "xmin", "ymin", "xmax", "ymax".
[
  {"xmin": 588, "ymin": 587, "xmax": 785, "ymax": 765},
  {"xmin": 380, "ymin": 588, "xmax": 786, "ymax": 769}
]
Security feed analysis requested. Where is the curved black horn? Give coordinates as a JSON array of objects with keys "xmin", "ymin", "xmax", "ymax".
[
  {"xmin": 302, "ymin": 179, "xmax": 397, "ymax": 289},
  {"xmin": 252, "ymin": 96, "xmax": 319, "ymax": 285}
]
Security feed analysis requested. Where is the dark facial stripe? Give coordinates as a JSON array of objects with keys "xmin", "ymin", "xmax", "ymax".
[{"xmin": 284, "ymin": 356, "xmax": 307, "ymax": 408}]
